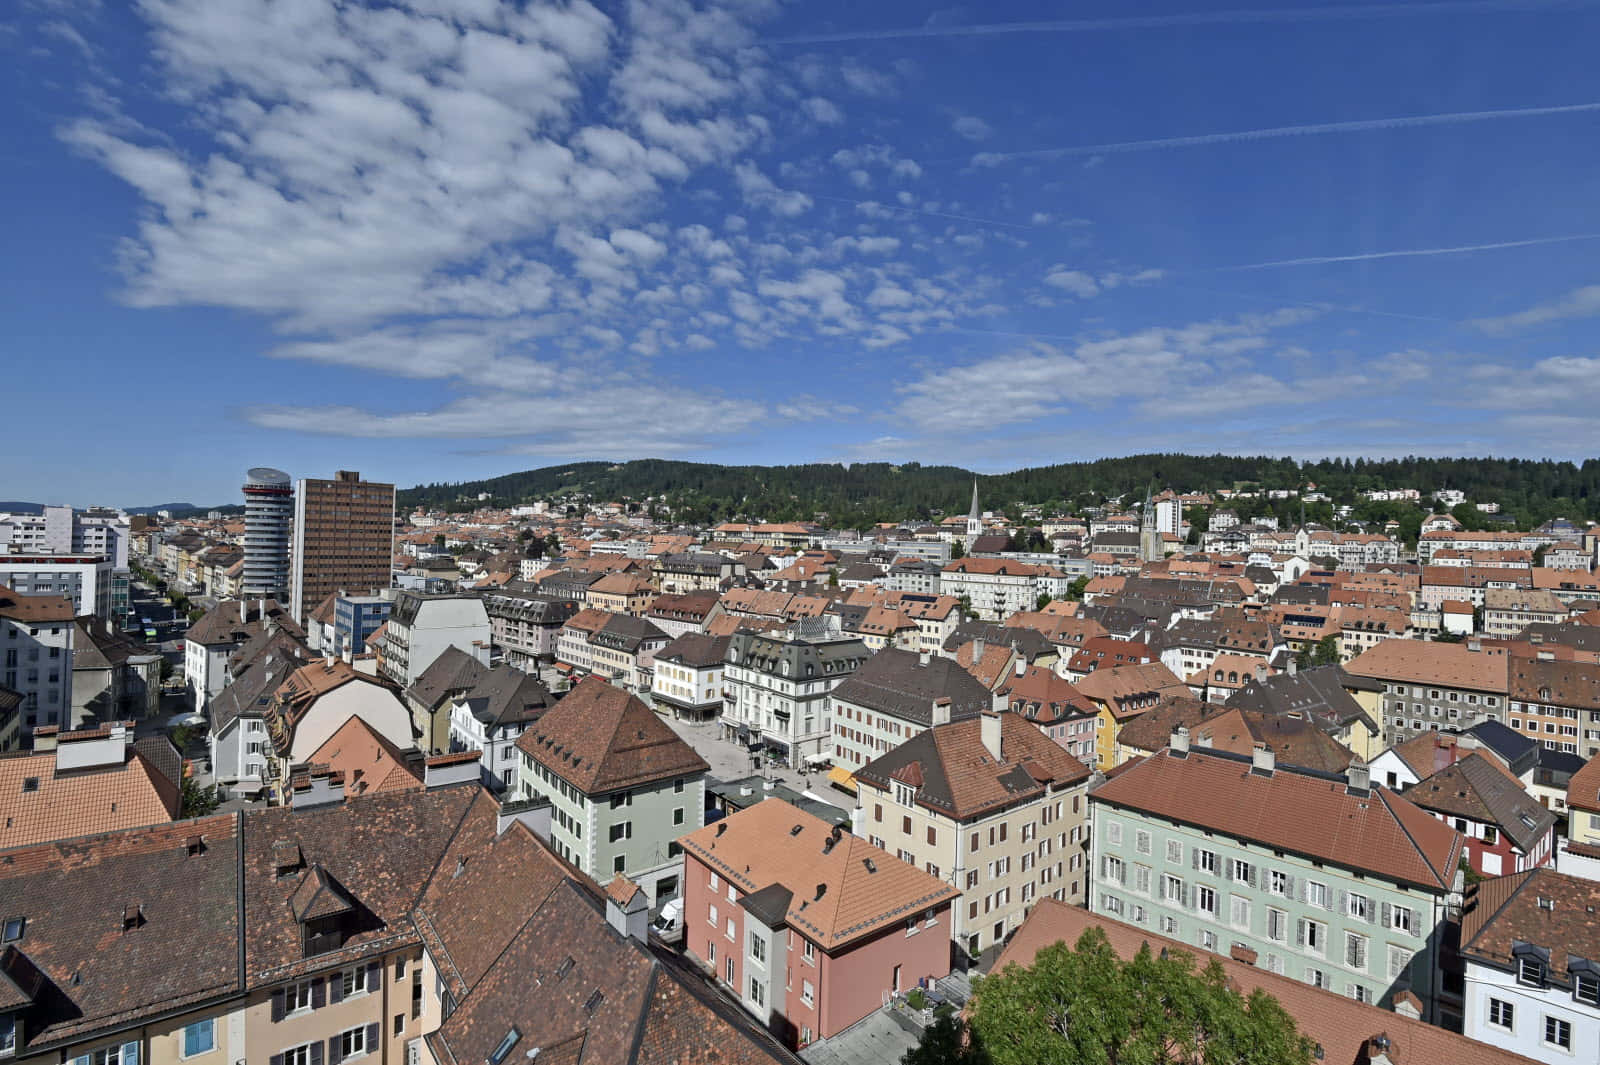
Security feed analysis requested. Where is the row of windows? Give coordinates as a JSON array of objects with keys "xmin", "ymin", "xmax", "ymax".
[{"xmin": 1485, "ymin": 997, "xmax": 1573, "ymax": 1051}]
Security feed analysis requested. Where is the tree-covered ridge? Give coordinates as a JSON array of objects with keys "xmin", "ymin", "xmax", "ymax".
[{"xmin": 399, "ymin": 453, "xmax": 1600, "ymax": 530}]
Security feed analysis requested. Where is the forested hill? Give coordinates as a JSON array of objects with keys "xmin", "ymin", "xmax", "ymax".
[{"xmin": 399, "ymin": 454, "xmax": 1600, "ymax": 528}]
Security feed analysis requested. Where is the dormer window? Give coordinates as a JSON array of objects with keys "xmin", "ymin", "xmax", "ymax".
[
  {"xmin": 1518, "ymin": 953, "xmax": 1546, "ymax": 987},
  {"xmin": 1574, "ymin": 970, "xmax": 1600, "ymax": 1007},
  {"xmin": 1, "ymin": 917, "xmax": 22, "ymax": 943}
]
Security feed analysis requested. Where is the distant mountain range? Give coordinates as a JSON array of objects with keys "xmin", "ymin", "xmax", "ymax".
[
  {"xmin": 0, "ymin": 501, "xmax": 218, "ymax": 516},
  {"xmin": 396, "ymin": 454, "xmax": 1600, "ymax": 529}
]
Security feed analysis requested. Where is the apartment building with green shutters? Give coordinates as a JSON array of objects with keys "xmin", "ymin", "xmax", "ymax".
[{"xmin": 1088, "ymin": 730, "xmax": 1467, "ymax": 1026}]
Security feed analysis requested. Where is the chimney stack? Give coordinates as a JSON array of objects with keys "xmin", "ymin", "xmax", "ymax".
[
  {"xmin": 1346, "ymin": 757, "xmax": 1370, "ymax": 794},
  {"xmin": 1251, "ymin": 744, "xmax": 1275, "ymax": 776},
  {"xmin": 1170, "ymin": 726, "xmax": 1190, "ymax": 756},
  {"xmin": 980, "ymin": 710, "xmax": 1004, "ymax": 762},
  {"xmin": 932, "ymin": 696, "xmax": 952, "ymax": 726}
]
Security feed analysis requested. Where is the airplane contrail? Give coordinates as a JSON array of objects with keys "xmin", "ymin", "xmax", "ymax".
[
  {"xmin": 968, "ymin": 101, "xmax": 1600, "ymax": 164},
  {"xmin": 768, "ymin": 0, "xmax": 1595, "ymax": 45},
  {"xmin": 1218, "ymin": 233, "xmax": 1600, "ymax": 270}
]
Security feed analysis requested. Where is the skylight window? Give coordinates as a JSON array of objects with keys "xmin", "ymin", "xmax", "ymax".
[{"xmin": 488, "ymin": 1027, "xmax": 520, "ymax": 1065}]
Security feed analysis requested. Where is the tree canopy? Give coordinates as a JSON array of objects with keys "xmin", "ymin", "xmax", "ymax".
[{"xmin": 905, "ymin": 928, "xmax": 1315, "ymax": 1065}]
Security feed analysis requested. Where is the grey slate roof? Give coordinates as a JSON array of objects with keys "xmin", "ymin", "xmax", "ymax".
[
  {"xmin": 210, "ymin": 642, "xmax": 314, "ymax": 734},
  {"xmin": 1405, "ymin": 753, "xmax": 1556, "ymax": 855},
  {"xmin": 1225, "ymin": 665, "xmax": 1377, "ymax": 735},
  {"xmin": 406, "ymin": 645, "xmax": 490, "ymax": 711},
  {"xmin": 459, "ymin": 666, "xmax": 556, "ymax": 728},
  {"xmin": 655, "ymin": 633, "xmax": 731, "ymax": 669},
  {"xmin": 831, "ymin": 647, "xmax": 990, "ymax": 726},
  {"xmin": 941, "ymin": 622, "xmax": 1055, "ymax": 661}
]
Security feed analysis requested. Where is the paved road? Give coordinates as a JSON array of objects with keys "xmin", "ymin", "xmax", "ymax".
[{"xmin": 659, "ymin": 714, "xmax": 852, "ymax": 813}]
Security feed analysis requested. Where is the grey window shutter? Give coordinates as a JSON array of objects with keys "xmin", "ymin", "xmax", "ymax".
[
  {"xmin": 1296, "ymin": 919, "xmax": 1306, "ymax": 947},
  {"xmin": 1409, "ymin": 908, "xmax": 1420, "ymax": 936},
  {"xmin": 328, "ymin": 1038, "xmax": 343, "ymax": 1065},
  {"xmin": 271, "ymin": 989, "xmax": 285, "ymax": 1022},
  {"xmin": 310, "ymin": 1041, "xmax": 324, "ymax": 1065},
  {"xmin": 1337, "ymin": 890, "xmax": 1347, "ymax": 913},
  {"xmin": 1247, "ymin": 865, "xmax": 1256, "ymax": 889},
  {"xmin": 271, "ymin": 1055, "xmax": 284, "ymax": 1065},
  {"xmin": 1191, "ymin": 848, "xmax": 1199, "ymax": 870},
  {"xmin": 367, "ymin": 961, "xmax": 381, "ymax": 989},
  {"xmin": 311, "ymin": 978, "xmax": 325, "ymax": 1009},
  {"xmin": 1381, "ymin": 901, "xmax": 1392, "ymax": 927},
  {"xmin": 365, "ymin": 1023, "xmax": 380, "ymax": 1052},
  {"xmin": 330, "ymin": 976, "xmax": 344, "ymax": 1004},
  {"xmin": 1283, "ymin": 873, "xmax": 1294, "ymax": 896}
]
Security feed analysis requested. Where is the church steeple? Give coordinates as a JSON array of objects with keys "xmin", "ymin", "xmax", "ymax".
[{"xmin": 966, "ymin": 478, "xmax": 982, "ymax": 540}]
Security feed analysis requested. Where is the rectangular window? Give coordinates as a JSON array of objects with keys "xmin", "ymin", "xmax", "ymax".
[
  {"xmin": 1390, "ymin": 906, "xmax": 1413, "ymax": 934},
  {"xmin": 1306, "ymin": 881, "xmax": 1328, "ymax": 909},
  {"xmin": 342, "ymin": 966, "xmax": 369, "ymax": 998},
  {"xmin": 749, "ymin": 932, "xmax": 766, "ymax": 964},
  {"xmin": 1575, "ymin": 972, "xmax": 1600, "ymax": 1007},
  {"xmin": 1519, "ymin": 955, "xmax": 1546, "ymax": 986},
  {"xmin": 338, "ymin": 1027, "xmax": 368, "ymax": 1060},
  {"xmin": 1543, "ymin": 1016, "xmax": 1571, "ymax": 1049},
  {"xmin": 1345, "ymin": 933, "xmax": 1367, "ymax": 971},
  {"xmin": 1135, "ymin": 830, "xmax": 1151, "ymax": 855},
  {"xmin": 1270, "ymin": 870, "xmax": 1289, "ymax": 896},
  {"xmin": 1195, "ymin": 849, "xmax": 1218, "ymax": 875},
  {"xmin": 182, "ymin": 1020, "xmax": 216, "ymax": 1058},
  {"xmin": 1106, "ymin": 821, "xmax": 1122, "ymax": 846},
  {"xmin": 1347, "ymin": 893, "xmax": 1370, "ymax": 921},
  {"xmin": 1196, "ymin": 885, "xmax": 1217, "ymax": 916},
  {"xmin": 1229, "ymin": 895, "xmax": 1250, "ymax": 929},
  {"xmin": 1267, "ymin": 908, "xmax": 1287, "ymax": 943},
  {"xmin": 709, "ymin": 903, "xmax": 718, "ymax": 927},
  {"xmin": 1487, "ymin": 998, "xmax": 1514, "ymax": 1030},
  {"xmin": 284, "ymin": 1046, "xmax": 314, "ymax": 1065},
  {"xmin": 1232, "ymin": 859, "xmax": 1252, "ymax": 884},
  {"xmin": 1166, "ymin": 839, "xmax": 1182, "ymax": 864},
  {"xmin": 1307, "ymin": 967, "xmax": 1328, "ymax": 990}
]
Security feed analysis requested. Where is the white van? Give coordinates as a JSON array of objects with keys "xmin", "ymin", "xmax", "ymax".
[{"xmin": 651, "ymin": 898, "xmax": 684, "ymax": 944}]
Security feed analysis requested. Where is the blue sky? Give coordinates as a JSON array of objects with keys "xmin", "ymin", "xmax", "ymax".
[{"xmin": 6, "ymin": 0, "xmax": 1600, "ymax": 507}]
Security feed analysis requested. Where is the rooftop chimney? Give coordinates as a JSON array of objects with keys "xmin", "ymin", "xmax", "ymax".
[
  {"xmin": 1287, "ymin": 657, "xmax": 1297, "ymax": 675},
  {"xmin": 1170, "ymin": 726, "xmax": 1190, "ymax": 756},
  {"xmin": 1251, "ymin": 744, "xmax": 1275, "ymax": 776},
  {"xmin": 604, "ymin": 877, "xmax": 649, "ymax": 943},
  {"xmin": 290, "ymin": 768, "xmax": 345, "ymax": 810},
  {"xmin": 980, "ymin": 709, "xmax": 1004, "ymax": 762},
  {"xmin": 1346, "ymin": 758, "xmax": 1370, "ymax": 795},
  {"xmin": 932, "ymin": 696, "xmax": 952, "ymax": 726}
]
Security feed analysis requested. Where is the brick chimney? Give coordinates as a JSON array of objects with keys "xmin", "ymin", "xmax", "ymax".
[{"xmin": 980, "ymin": 709, "xmax": 1003, "ymax": 762}]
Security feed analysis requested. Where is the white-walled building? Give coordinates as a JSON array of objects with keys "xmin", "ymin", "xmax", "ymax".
[
  {"xmin": 939, "ymin": 558, "xmax": 1069, "ymax": 621},
  {"xmin": 1460, "ymin": 868, "xmax": 1600, "ymax": 1064},
  {"xmin": 445, "ymin": 665, "xmax": 556, "ymax": 792},
  {"xmin": 721, "ymin": 627, "xmax": 869, "ymax": 768},
  {"xmin": 378, "ymin": 590, "xmax": 491, "ymax": 689},
  {"xmin": 0, "ymin": 588, "xmax": 75, "ymax": 747}
]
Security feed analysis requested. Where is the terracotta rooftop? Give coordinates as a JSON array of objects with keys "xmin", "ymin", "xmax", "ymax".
[
  {"xmin": 1092, "ymin": 746, "xmax": 1463, "ymax": 891},
  {"xmin": 855, "ymin": 713, "xmax": 1091, "ymax": 821},
  {"xmin": 1459, "ymin": 868, "xmax": 1600, "ymax": 984},
  {"xmin": 0, "ymin": 590, "xmax": 74, "ymax": 623},
  {"xmin": 0, "ymin": 740, "xmax": 181, "ymax": 849},
  {"xmin": 1345, "ymin": 639, "xmax": 1509, "ymax": 693},
  {"xmin": 676, "ymin": 799, "xmax": 960, "ymax": 951},
  {"xmin": 304, "ymin": 716, "xmax": 423, "ymax": 798},
  {"xmin": 516, "ymin": 676, "xmax": 709, "ymax": 795}
]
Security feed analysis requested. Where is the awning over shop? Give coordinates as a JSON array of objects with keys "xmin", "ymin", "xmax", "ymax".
[{"xmin": 826, "ymin": 766, "xmax": 857, "ymax": 794}]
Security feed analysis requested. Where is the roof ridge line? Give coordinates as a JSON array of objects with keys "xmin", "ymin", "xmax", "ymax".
[
  {"xmin": 1376, "ymin": 788, "xmax": 1454, "ymax": 892},
  {"xmin": 1461, "ymin": 869, "xmax": 1539, "ymax": 954}
]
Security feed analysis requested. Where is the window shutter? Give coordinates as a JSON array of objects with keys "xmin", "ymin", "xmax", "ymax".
[
  {"xmin": 1337, "ymin": 890, "xmax": 1347, "ymax": 914},
  {"xmin": 1381, "ymin": 902, "xmax": 1392, "ymax": 927},
  {"xmin": 271, "ymin": 1055, "xmax": 285, "ymax": 1065},
  {"xmin": 311, "ymin": 978, "xmax": 326, "ymax": 1009},
  {"xmin": 1296, "ymin": 919, "xmax": 1306, "ymax": 947},
  {"xmin": 1191, "ymin": 848, "xmax": 1199, "ymax": 870},
  {"xmin": 367, "ymin": 962, "xmax": 381, "ymax": 989},
  {"xmin": 330, "ymin": 976, "xmax": 345, "ymax": 1004},
  {"xmin": 366, "ymin": 1023, "xmax": 380, "ymax": 1052},
  {"xmin": 329, "ymin": 1037, "xmax": 343, "ymax": 1065},
  {"xmin": 1408, "ymin": 908, "xmax": 1420, "ymax": 936},
  {"xmin": 123, "ymin": 1042, "xmax": 139, "ymax": 1065},
  {"xmin": 1247, "ymin": 865, "xmax": 1256, "ymax": 889},
  {"xmin": 310, "ymin": 1041, "xmax": 324, "ymax": 1065},
  {"xmin": 271, "ymin": 989, "xmax": 286, "ymax": 1022}
]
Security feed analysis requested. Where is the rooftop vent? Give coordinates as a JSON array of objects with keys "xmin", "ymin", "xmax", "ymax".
[
  {"xmin": 814, "ymin": 882, "xmax": 827, "ymax": 902},
  {"xmin": 863, "ymin": 858, "xmax": 876, "ymax": 874},
  {"xmin": 583, "ymin": 989, "xmax": 604, "ymax": 1013},
  {"xmin": 789, "ymin": 824, "xmax": 803, "ymax": 837},
  {"xmin": 122, "ymin": 903, "xmax": 143, "ymax": 931},
  {"xmin": 1537, "ymin": 896, "xmax": 1555, "ymax": 911}
]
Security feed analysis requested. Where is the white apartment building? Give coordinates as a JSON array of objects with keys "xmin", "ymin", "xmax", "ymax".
[
  {"xmin": 378, "ymin": 590, "xmax": 491, "ymax": 689},
  {"xmin": 0, "ymin": 588, "xmax": 76, "ymax": 745},
  {"xmin": 939, "ymin": 558, "xmax": 1069, "ymax": 621},
  {"xmin": 650, "ymin": 632, "xmax": 729, "ymax": 721},
  {"xmin": 721, "ymin": 628, "xmax": 869, "ymax": 769}
]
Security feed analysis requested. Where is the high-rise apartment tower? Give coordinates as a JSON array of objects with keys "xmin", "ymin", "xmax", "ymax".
[
  {"xmin": 290, "ymin": 470, "xmax": 395, "ymax": 623},
  {"xmin": 241, "ymin": 468, "xmax": 293, "ymax": 600}
]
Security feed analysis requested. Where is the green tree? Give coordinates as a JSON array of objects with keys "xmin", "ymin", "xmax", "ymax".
[
  {"xmin": 545, "ymin": 532, "xmax": 562, "ymax": 557},
  {"xmin": 902, "ymin": 1011, "xmax": 986, "ymax": 1065},
  {"xmin": 951, "ymin": 539, "xmax": 966, "ymax": 560},
  {"xmin": 432, "ymin": 533, "xmax": 446, "ymax": 547},
  {"xmin": 1312, "ymin": 634, "xmax": 1341, "ymax": 667},
  {"xmin": 180, "ymin": 774, "xmax": 223, "ymax": 819},
  {"xmin": 1067, "ymin": 575, "xmax": 1089, "ymax": 601},
  {"xmin": 1035, "ymin": 593, "xmax": 1052, "ymax": 612},
  {"xmin": 958, "ymin": 594, "xmax": 973, "ymax": 620},
  {"xmin": 962, "ymin": 928, "xmax": 1314, "ymax": 1065}
]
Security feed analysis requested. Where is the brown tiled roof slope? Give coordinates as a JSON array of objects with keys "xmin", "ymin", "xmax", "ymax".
[
  {"xmin": 0, "ymin": 747, "xmax": 181, "ymax": 849},
  {"xmin": 1345, "ymin": 640, "xmax": 1509, "ymax": 692},
  {"xmin": 0, "ymin": 591, "xmax": 74, "ymax": 623},
  {"xmin": 1459, "ymin": 868, "xmax": 1600, "ymax": 982},
  {"xmin": 677, "ymin": 799, "xmax": 960, "ymax": 951},
  {"xmin": 1092, "ymin": 746, "xmax": 1463, "ymax": 891},
  {"xmin": 418, "ymin": 794, "xmax": 796, "ymax": 1065},
  {"xmin": 856, "ymin": 713, "xmax": 1091, "ymax": 821},
  {"xmin": 0, "ymin": 814, "xmax": 242, "ymax": 1050},
  {"xmin": 1191, "ymin": 707, "xmax": 1354, "ymax": 775},
  {"xmin": 1404, "ymin": 753, "xmax": 1554, "ymax": 853},
  {"xmin": 306, "ymin": 716, "xmax": 424, "ymax": 797},
  {"xmin": 1567, "ymin": 753, "xmax": 1600, "ymax": 814},
  {"xmin": 1115, "ymin": 693, "xmax": 1215, "ymax": 752},
  {"xmin": 997, "ymin": 901, "xmax": 1546, "ymax": 1065},
  {"xmin": 516, "ymin": 676, "xmax": 709, "ymax": 795}
]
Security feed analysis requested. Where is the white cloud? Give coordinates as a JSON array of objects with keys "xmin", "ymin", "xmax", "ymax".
[
  {"xmin": 800, "ymin": 96, "xmax": 843, "ymax": 124},
  {"xmin": 733, "ymin": 160, "xmax": 814, "ymax": 216},
  {"xmin": 1470, "ymin": 284, "xmax": 1600, "ymax": 334},
  {"xmin": 951, "ymin": 114, "xmax": 991, "ymax": 141},
  {"xmin": 1043, "ymin": 267, "xmax": 1099, "ymax": 298}
]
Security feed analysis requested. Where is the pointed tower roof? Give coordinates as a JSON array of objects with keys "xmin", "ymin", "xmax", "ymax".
[{"xmin": 969, "ymin": 478, "xmax": 981, "ymax": 522}]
